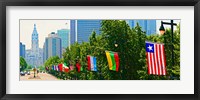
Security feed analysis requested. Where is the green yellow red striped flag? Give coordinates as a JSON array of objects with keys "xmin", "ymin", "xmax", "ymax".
[{"xmin": 105, "ymin": 51, "xmax": 119, "ymax": 71}]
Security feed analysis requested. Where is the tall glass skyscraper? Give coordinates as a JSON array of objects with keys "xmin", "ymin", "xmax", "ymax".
[
  {"xmin": 57, "ymin": 29, "xmax": 69, "ymax": 48},
  {"xmin": 43, "ymin": 32, "xmax": 62, "ymax": 62},
  {"xmin": 126, "ymin": 20, "xmax": 156, "ymax": 35},
  {"xmin": 126, "ymin": 20, "xmax": 135, "ymax": 29},
  {"xmin": 146, "ymin": 20, "xmax": 157, "ymax": 35},
  {"xmin": 70, "ymin": 20, "xmax": 101, "ymax": 44},
  {"xmin": 135, "ymin": 20, "xmax": 147, "ymax": 32},
  {"xmin": 70, "ymin": 20, "xmax": 76, "ymax": 45},
  {"xmin": 20, "ymin": 42, "xmax": 26, "ymax": 58}
]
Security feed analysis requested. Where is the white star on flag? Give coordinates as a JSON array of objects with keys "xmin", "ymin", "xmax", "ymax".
[{"xmin": 148, "ymin": 45, "xmax": 153, "ymax": 51}]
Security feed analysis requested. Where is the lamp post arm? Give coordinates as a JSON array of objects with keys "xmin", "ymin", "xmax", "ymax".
[{"xmin": 162, "ymin": 22, "xmax": 177, "ymax": 26}]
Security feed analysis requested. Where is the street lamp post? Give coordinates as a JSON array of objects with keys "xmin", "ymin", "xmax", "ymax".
[
  {"xmin": 33, "ymin": 67, "xmax": 36, "ymax": 78},
  {"xmin": 159, "ymin": 20, "xmax": 177, "ymax": 68},
  {"xmin": 99, "ymin": 65, "xmax": 102, "ymax": 80},
  {"xmin": 85, "ymin": 62, "xmax": 87, "ymax": 80}
]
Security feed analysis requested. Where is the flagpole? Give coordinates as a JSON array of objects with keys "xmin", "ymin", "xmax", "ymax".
[
  {"xmin": 88, "ymin": 46, "xmax": 105, "ymax": 80},
  {"xmin": 85, "ymin": 63, "xmax": 87, "ymax": 80},
  {"xmin": 99, "ymin": 65, "xmax": 103, "ymax": 80}
]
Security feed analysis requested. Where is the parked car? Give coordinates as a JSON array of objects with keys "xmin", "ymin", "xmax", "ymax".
[
  {"xmin": 20, "ymin": 71, "xmax": 25, "ymax": 76},
  {"xmin": 27, "ymin": 71, "xmax": 30, "ymax": 75}
]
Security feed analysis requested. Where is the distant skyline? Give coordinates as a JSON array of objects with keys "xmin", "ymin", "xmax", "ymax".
[
  {"xmin": 20, "ymin": 20, "xmax": 70, "ymax": 49},
  {"xmin": 20, "ymin": 19, "xmax": 180, "ymax": 49}
]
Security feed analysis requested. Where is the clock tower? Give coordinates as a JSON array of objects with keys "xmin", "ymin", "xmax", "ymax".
[{"xmin": 31, "ymin": 24, "xmax": 39, "ymax": 66}]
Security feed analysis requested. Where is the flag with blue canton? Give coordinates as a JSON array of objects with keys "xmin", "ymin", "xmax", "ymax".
[
  {"xmin": 146, "ymin": 42, "xmax": 154, "ymax": 53},
  {"xmin": 145, "ymin": 41, "xmax": 167, "ymax": 76}
]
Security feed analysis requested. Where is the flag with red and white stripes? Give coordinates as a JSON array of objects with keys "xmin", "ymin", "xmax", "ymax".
[{"xmin": 145, "ymin": 41, "xmax": 167, "ymax": 75}]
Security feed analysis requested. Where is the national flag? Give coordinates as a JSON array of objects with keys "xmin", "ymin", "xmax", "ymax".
[
  {"xmin": 145, "ymin": 41, "xmax": 166, "ymax": 75},
  {"xmin": 54, "ymin": 65, "xmax": 56, "ymax": 71},
  {"xmin": 58, "ymin": 64, "xmax": 63, "ymax": 72},
  {"xmin": 76, "ymin": 62, "xmax": 83, "ymax": 72},
  {"xmin": 63, "ymin": 63, "xmax": 68, "ymax": 68},
  {"xmin": 87, "ymin": 56, "xmax": 91, "ymax": 71},
  {"xmin": 55, "ymin": 65, "xmax": 59, "ymax": 71},
  {"xmin": 87, "ymin": 55, "xmax": 97, "ymax": 71},
  {"xmin": 45, "ymin": 66, "xmax": 49, "ymax": 71},
  {"xmin": 57, "ymin": 65, "xmax": 60, "ymax": 71},
  {"xmin": 70, "ymin": 65, "xmax": 74, "ymax": 70},
  {"xmin": 54, "ymin": 65, "xmax": 57, "ymax": 71},
  {"xmin": 105, "ymin": 51, "xmax": 119, "ymax": 71},
  {"xmin": 63, "ymin": 63, "xmax": 70, "ymax": 72},
  {"xmin": 64, "ymin": 67, "xmax": 70, "ymax": 73},
  {"xmin": 52, "ymin": 65, "xmax": 54, "ymax": 70}
]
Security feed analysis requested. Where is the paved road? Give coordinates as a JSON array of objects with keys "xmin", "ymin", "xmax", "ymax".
[{"xmin": 20, "ymin": 71, "xmax": 60, "ymax": 80}]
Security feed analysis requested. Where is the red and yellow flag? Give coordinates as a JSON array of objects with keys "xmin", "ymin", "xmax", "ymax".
[{"xmin": 105, "ymin": 51, "xmax": 119, "ymax": 71}]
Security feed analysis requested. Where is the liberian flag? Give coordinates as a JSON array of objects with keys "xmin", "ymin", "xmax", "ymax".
[
  {"xmin": 87, "ymin": 55, "xmax": 97, "ymax": 71},
  {"xmin": 105, "ymin": 51, "xmax": 119, "ymax": 71},
  {"xmin": 145, "ymin": 41, "xmax": 166, "ymax": 75}
]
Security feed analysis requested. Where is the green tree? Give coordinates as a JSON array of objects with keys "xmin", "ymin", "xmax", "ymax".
[
  {"xmin": 38, "ymin": 66, "xmax": 45, "ymax": 71},
  {"xmin": 20, "ymin": 57, "xmax": 27, "ymax": 71},
  {"xmin": 44, "ymin": 56, "xmax": 62, "ymax": 68},
  {"xmin": 54, "ymin": 20, "xmax": 180, "ymax": 80},
  {"xmin": 27, "ymin": 65, "xmax": 32, "ymax": 69},
  {"xmin": 137, "ymin": 24, "xmax": 180, "ymax": 80}
]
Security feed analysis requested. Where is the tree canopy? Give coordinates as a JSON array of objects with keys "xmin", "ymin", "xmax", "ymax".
[
  {"xmin": 45, "ymin": 20, "xmax": 180, "ymax": 80},
  {"xmin": 20, "ymin": 56, "xmax": 27, "ymax": 71}
]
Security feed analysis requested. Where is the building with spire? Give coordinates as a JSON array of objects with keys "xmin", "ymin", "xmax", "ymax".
[
  {"xmin": 31, "ymin": 24, "xmax": 39, "ymax": 55},
  {"xmin": 25, "ymin": 24, "xmax": 43, "ymax": 67}
]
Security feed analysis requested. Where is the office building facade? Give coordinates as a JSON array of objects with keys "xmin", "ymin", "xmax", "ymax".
[
  {"xmin": 70, "ymin": 20, "xmax": 76, "ymax": 45},
  {"xmin": 146, "ymin": 20, "xmax": 157, "ymax": 35},
  {"xmin": 57, "ymin": 29, "xmax": 70, "ymax": 48},
  {"xmin": 20, "ymin": 42, "xmax": 26, "ymax": 58},
  {"xmin": 43, "ymin": 32, "xmax": 62, "ymax": 62},
  {"xmin": 70, "ymin": 20, "xmax": 101, "ymax": 44},
  {"xmin": 126, "ymin": 20, "xmax": 156, "ymax": 35}
]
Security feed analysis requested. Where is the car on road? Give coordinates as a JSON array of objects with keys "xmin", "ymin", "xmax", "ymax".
[
  {"xmin": 27, "ymin": 71, "xmax": 30, "ymax": 75},
  {"xmin": 20, "ymin": 71, "xmax": 25, "ymax": 76}
]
